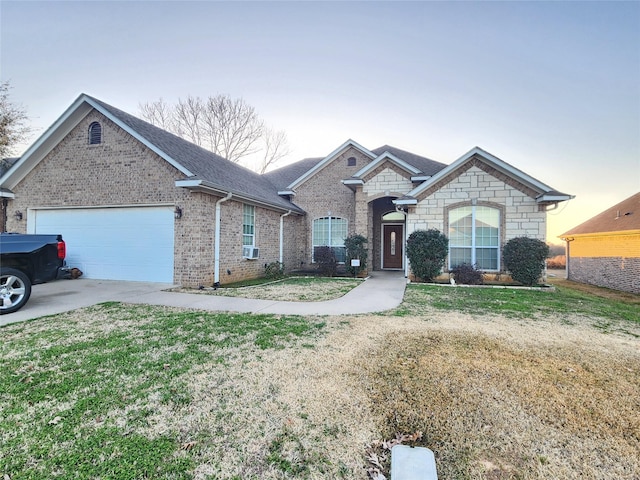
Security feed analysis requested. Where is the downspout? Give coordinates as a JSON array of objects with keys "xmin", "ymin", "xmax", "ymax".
[
  {"xmin": 395, "ymin": 205, "xmax": 409, "ymax": 278},
  {"xmin": 279, "ymin": 210, "xmax": 292, "ymax": 264},
  {"xmin": 563, "ymin": 237, "xmax": 574, "ymax": 280},
  {"xmin": 214, "ymin": 192, "xmax": 232, "ymax": 286}
]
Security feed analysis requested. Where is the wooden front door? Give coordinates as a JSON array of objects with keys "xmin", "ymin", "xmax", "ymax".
[{"xmin": 383, "ymin": 224, "xmax": 403, "ymax": 269}]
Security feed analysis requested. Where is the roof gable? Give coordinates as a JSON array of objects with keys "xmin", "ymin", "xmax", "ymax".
[
  {"xmin": 285, "ymin": 139, "xmax": 376, "ymax": 190},
  {"xmin": 561, "ymin": 192, "xmax": 640, "ymax": 237},
  {"xmin": 0, "ymin": 94, "xmax": 302, "ymax": 213},
  {"xmin": 397, "ymin": 147, "xmax": 573, "ymax": 205}
]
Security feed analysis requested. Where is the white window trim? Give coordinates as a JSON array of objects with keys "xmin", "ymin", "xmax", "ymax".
[
  {"xmin": 312, "ymin": 216, "xmax": 348, "ymax": 263},
  {"xmin": 242, "ymin": 204, "xmax": 255, "ymax": 247},
  {"xmin": 448, "ymin": 205, "xmax": 500, "ymax": 271}
]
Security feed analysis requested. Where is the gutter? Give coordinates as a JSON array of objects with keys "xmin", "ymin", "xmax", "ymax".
[
  {"xmin": 279, "ymin": 210, "xmax": 292, "ymax": 264},
  {"xmin": 214, "ymin": 192, "xmax": 232, "ymax": 286}
]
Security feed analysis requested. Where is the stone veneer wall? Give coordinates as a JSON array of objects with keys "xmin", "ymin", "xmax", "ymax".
[{"xmin": 409, "ymin": 165, "xmax": 546, "ymax": 272}]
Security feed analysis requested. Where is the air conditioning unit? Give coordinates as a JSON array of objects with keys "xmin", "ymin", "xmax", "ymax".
[{"xmin": 242, "ymin": 246, "xmax": 259, "ymax": 259}]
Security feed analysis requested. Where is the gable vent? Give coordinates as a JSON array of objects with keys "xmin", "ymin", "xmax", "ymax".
[{"xmin": 88, "ymin": 121, "xmax": 102, "ymax": 145}]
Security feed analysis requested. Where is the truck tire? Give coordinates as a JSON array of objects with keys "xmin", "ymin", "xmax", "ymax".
[{"xmin": 0, "ymin": 267, "xmax": 32, "ymax": 314}]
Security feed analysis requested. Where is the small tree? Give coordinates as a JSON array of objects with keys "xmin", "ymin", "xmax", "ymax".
[
  {"xmin": 503, "ymin": 237, "xmax": 549, "ymax": 286},
  {"xmin": 405, "ymin": 229, "xmax": 449, "ymax": 282},
  {"xmin": 0, "ymin": 81, "xmax": 32, "ymax": 159},
  {"xmin": 344, "ymin": 234, "xmax": 368, "ymax": 276}
]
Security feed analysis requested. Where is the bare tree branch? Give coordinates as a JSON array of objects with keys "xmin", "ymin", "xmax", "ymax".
[
  {"xmin": 139, "ymin": 94, "xmax": 289, "ymax": 171},
  {"xmin": 138, "ymin": 98, "xmax": 174, "ymax": 131},
  {"xmin": 259, "ymin": 128, "xmax": 290, "ymax": 174}
]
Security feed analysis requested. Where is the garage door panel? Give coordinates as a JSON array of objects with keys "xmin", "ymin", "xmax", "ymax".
[{"xmin": 32, "ymin": 207, "xmax": 174, "ymax": 283}]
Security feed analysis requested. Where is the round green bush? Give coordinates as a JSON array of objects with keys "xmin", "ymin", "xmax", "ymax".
[
  {"xmin": 345, "ymin": 234, "xmax": 368, "ymax": 276},
  {"xmin": 503, "ymin": 237, "xmax": 549, "ymax": 286},
  {"xmin": 406, "ymin": 229, "xmax": 449, "ymax": 282}
]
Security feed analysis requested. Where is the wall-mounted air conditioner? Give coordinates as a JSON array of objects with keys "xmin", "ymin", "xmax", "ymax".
[{"xmin": 242, "ymin": 246, "xmax": 259, "ymax": 259}]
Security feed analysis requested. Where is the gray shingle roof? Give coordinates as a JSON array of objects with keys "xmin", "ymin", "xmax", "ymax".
[
  {"xmin": 371, "ymin": 145, "xmax": 447, "ymax": 176},
  {"xmin": 263, "ymin": 157, "xmax": 324, "ymax": 191},
  {"xmin": 88, "ymin": 96, "xmax": 303, "ymax": 213}
]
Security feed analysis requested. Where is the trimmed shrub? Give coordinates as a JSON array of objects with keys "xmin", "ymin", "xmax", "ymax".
[
  {"xmin": 314, "ymin": 246, "xmax": 337, "ymax": 277},
  {"xmin": 345, "ymin": 234, "xmax": 368, "ymax": 276},
  {"xmin": 503, "ymin": 237, "xmax": 549, "ymax": 286},
  {"xmin": 264, "ymin": 261, "xmax": 285, "ymax": 280},
  {"xmin": 406, "ymin": 229, "xmax": 449, "ymax": 282},
  {"xmin": 451, "ymin": 263, "xmax": 484, "ymax": 285}
]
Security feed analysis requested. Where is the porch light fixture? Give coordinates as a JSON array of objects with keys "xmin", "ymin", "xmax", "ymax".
[
  {"xmin": 14, "ymin": 211, "xmax": 23, "ymax": 221},
  {"xmin": 174, "ymin": 206, "xmax": 182, "ymax": 219}
]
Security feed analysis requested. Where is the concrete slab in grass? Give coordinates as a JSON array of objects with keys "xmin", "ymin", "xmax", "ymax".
[{"xmin": 391, "ymin": 445, "xmax": 438, "ymax": 480}]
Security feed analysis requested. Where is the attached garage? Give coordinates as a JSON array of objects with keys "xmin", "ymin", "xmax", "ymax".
[{"xmin": 28, "ymin": 206, "xmax": 175, "ymax": 283}]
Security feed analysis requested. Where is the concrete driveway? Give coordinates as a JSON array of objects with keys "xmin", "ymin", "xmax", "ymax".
[
  {"xmin": 0, "ymin": 279, "xmax": 174, "ymax": 327},
  {"xmin": 0, "ymin": 272, "xmax": 408, "ymax": 327}
]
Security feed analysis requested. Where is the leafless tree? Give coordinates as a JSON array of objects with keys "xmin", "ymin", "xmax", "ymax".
[
  {"xmin": 259, "ymin": 127, "xmax": 290, "ymax": 174},
  {"xmin": 139, "ymin": 94, "xmax": 288, "ymax": 170},
  {"xmin": 0, "ymin": 81, "xmax": 31, "ymax": 160},
  {"xmin": 138, "ymin": 97, "xmax": 173, "ymax": 131}
]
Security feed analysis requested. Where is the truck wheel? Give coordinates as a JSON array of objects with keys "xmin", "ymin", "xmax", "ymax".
[{"xmin": 0, "ymin": 268, "xmax": 32, "ymax": 314}]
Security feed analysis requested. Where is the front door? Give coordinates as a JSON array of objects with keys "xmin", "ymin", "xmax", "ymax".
[{"xmin": 383, "ymin": 224, "xmax": 403, "ymax": 269}]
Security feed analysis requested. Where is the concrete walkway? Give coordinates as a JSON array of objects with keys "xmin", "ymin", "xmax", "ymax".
[
  {"xmin": 1, "ymin": 271, "xmax": 407, "ymax": 326},
  {"xmin": 133, "ymin": 271, "xmax": 407, "ymax": 316}
]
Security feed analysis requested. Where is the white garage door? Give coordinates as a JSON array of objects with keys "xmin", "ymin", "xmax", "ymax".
[{"xmin": 30, "ymin": 206, "xmax": 175, "ymax": 283}]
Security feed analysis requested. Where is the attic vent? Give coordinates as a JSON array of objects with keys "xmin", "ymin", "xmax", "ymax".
[
  {"xmin": 88, "ymin": 122, "xmax": 102, "ymax": 145},
  {"xmin": 347, "ymin": 156, "xmax": 356, "ymax": 167}
]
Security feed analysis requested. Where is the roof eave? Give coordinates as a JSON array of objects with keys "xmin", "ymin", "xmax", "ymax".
[{"xmin": 176, "ymin": 179, "xmax": 304, "ymax": 214}]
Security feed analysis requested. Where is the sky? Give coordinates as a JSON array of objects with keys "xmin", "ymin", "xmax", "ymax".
[{"xmin": 1, "ymin": 0, "xmax": 638, "ymax": 243}]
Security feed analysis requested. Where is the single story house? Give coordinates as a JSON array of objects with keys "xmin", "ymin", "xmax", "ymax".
[
  {"xmin": 560, "ymin": 192, "xmax": 639, "ymax": 294},
  {"xmin": 0, "ymin": 93, "xmax": 573, "ymax": 286}
]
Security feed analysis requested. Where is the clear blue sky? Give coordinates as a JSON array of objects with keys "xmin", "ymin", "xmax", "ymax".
[{"xmin": 2, "ymin": 0, "xmax": 639, "ymax": 242}]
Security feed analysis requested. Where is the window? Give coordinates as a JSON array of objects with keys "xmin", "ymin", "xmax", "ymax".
[
  {"xmin": 313, "ymin": 216, "xmax": 348, "ymax": 263},
  {"xmin": 88, "ymin": 122, "xmax": 102, "ymax": 145},
  {"xmin": 448, "ymin": 205, "xmax": 500, "ymax": 270},
  {"xmin": 347, "ymin": 156, "xmax": 356, "ymax": 167},
  {"xmin": 242, "ymin": 204, "xmax": 255, "ymax": 246}
]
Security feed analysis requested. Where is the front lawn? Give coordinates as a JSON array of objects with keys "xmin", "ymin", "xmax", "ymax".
[{"xmin": 1, "ymin": 282, "xmax": 638, "ymax": 479}]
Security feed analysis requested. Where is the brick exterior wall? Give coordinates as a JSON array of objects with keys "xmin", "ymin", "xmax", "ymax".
[
  {"xmin": 292, "ymin": 147, "xmax": 372, "ymax": 265},
  {"xmin": 569, "ymin": 256, "xmax": 640, "ymax": 294},
  {"xmin": 4, "ymin": 111, "xmax": 302, "ymax": 287},
  {"xmin": 567, "ymin": 232, "xmax": 640, "ymax": 294}
]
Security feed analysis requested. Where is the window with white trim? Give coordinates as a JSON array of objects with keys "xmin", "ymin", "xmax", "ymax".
[
  {"xmin": 448, "ymin": 205, "xmax": 500, "ymax": 270},
  {"xmin": 88, "ymin": 122, "xmax": 102, "ymax": 145},
  {"xmin": 313, "ymin": 216, "xmax": 347, "ymax": 263},
  {"xmin": 242, "ymin": 204, "xmax": 255, "ymax": 246}
]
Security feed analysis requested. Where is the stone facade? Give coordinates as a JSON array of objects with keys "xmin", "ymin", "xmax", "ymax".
[{"xmin": 409, "ymin": 165, "xmax": 545, "ymax": 270}]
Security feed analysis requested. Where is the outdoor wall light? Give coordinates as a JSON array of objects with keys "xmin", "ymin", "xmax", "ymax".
[
  {"xmin": 14, "ymin": 211, "xmax": 23, "ymax": 221},
  {"xmin": 174, "ymin": 206, "xmax": 182, "ymax": 219}
]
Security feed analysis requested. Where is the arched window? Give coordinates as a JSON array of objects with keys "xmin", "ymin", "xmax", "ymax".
[
  {"xmin": 312, "ymin": 216, "xmax": 348, "ymax": 263},
  {"xmin": 448, "ymin": 205, "xmax": 500, "ymax": 270},
  {"xmin": 88, "ymin": 122, "xmax": 102, "ymax": 145}
]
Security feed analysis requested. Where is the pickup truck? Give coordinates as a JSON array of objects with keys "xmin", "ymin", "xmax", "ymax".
[{"xmin": 0, "ymin": 233, "xmax": 69, "ymax": 314}]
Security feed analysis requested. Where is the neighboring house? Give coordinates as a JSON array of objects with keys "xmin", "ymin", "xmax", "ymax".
[
  {"xmin": 0, "ymin": 93, "xmax": 573, "ymax": 287},
  {"xmin": 560, "ymin": 192, "xmax": 640, "ymax": 294}
]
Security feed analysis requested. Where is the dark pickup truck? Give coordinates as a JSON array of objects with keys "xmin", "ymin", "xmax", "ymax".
[{"xmin": 0, "ymin": 233, "xmax": 69, "ymax": 314}]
